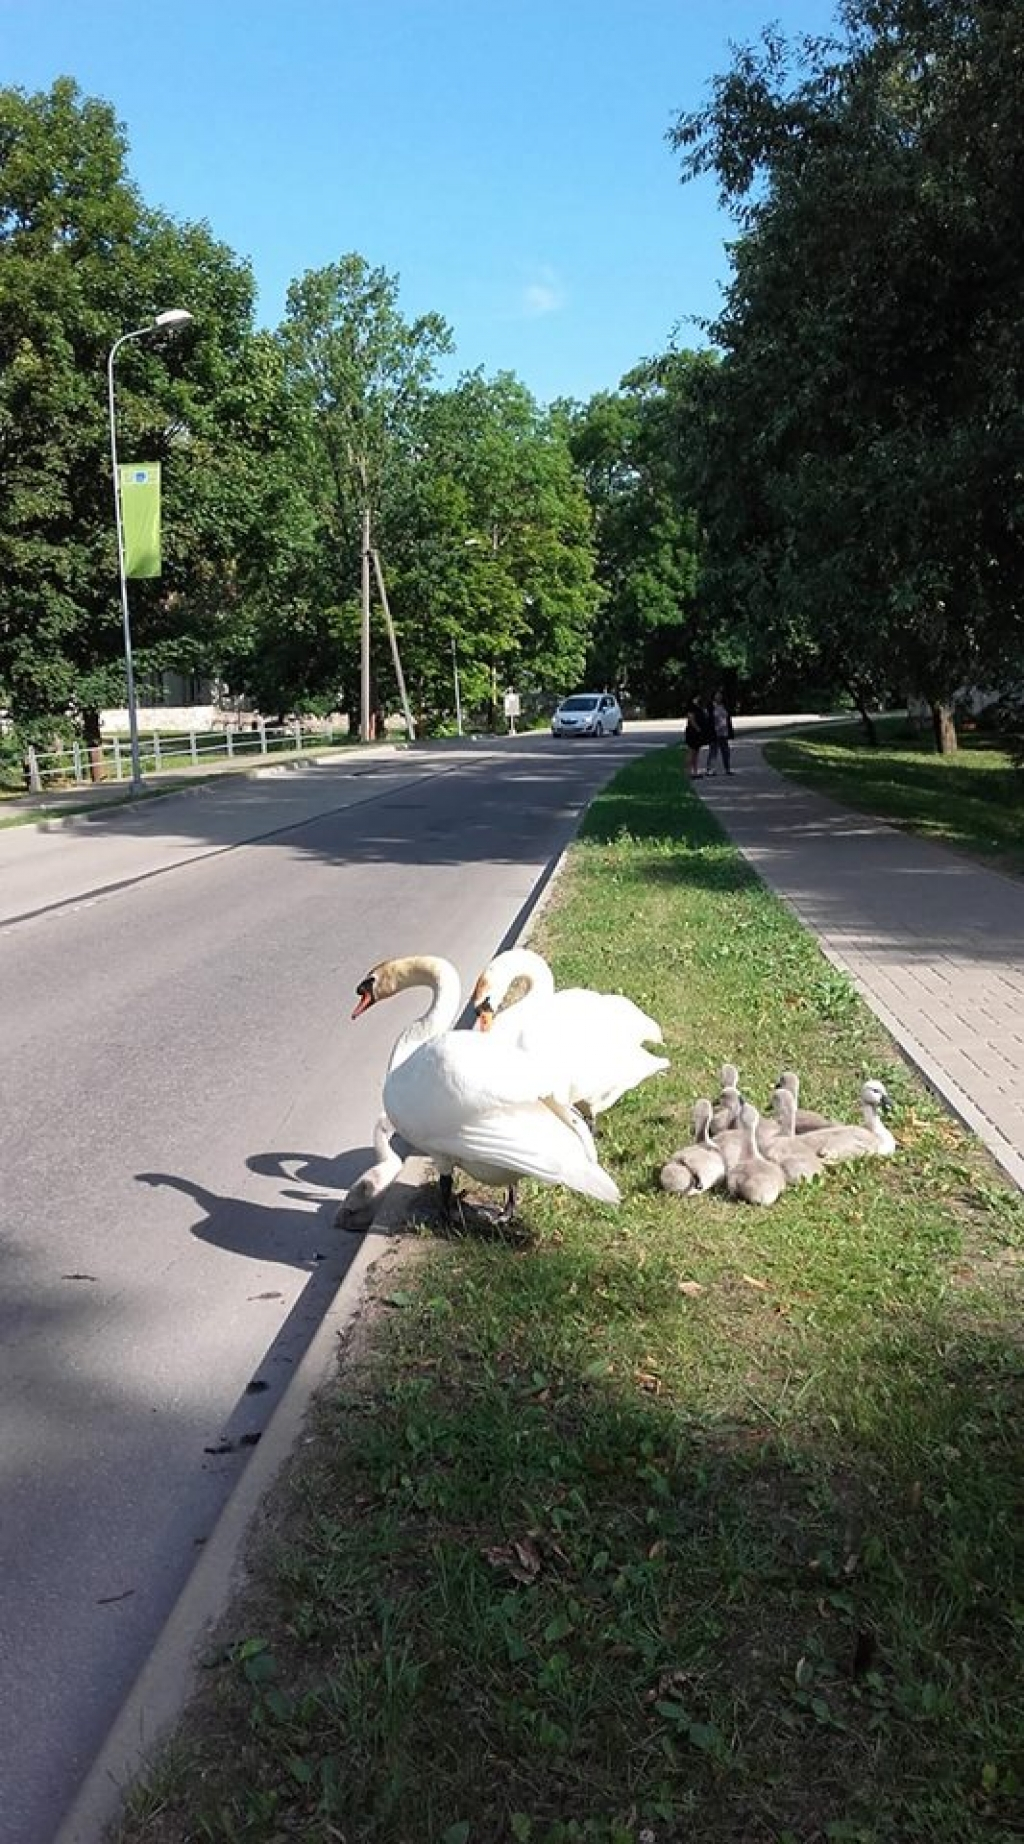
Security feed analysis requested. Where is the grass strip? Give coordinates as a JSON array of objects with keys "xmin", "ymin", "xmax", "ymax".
[
  {"xmin": 119, "ymin": 744, "xmax": 1024, "ymax": 1844},
  {"xmin": 763, "ymin": 718, "xmax": 1024, "ymax": 877}
]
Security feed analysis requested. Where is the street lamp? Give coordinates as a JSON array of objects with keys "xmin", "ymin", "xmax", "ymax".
[
  {"xmin": 107, "ymin": 308, "xmax": 193, "ymax": 793},
  {"xmin": 450, "ymin": 633, "xmax": 463, "ymax": 736}
]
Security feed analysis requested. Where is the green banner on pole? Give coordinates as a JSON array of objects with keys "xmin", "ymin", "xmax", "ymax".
[{"xmin": 119, "ymin": 462, "xmax": 162, "ymax": 577}]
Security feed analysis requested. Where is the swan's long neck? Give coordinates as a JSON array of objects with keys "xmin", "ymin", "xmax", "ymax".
[
  {"xmin": 775, "ymin": 1089, "xmax": 796, "ymax": 1135},
  {"xmin": 386, "ymin": 957, "xmax": 463, "ymax": 1073},
  {"xmin": 487, "ymin": 948, "xmax": 556, "ymax": 1012},
  {"xmin": 861, "ymin": 1098, "xmax": 893, "ymax": 1147},
  {"xmin": 742, "ymin": 1107, "xmax": 767, "ymax": 1161},
  {"xmin": 371, "ymin": 1112, "xmax": 395, "ymax": 1160}
]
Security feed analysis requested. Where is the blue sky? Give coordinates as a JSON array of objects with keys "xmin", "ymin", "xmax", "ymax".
[{"xmin": 4, "ymin": 0, "xmax": 838, "ymax": 403}]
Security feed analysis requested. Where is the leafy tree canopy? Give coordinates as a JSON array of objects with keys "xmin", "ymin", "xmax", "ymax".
[
  {"xmin": 0, "ymin": 77, "xmax": 277, "ymax": 742},
  {"xmin": 668, "ymin": 0, "xmax": 1024, "ymax": 742}
]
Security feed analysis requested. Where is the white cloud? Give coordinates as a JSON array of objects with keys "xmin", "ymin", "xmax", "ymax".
[{"xmin": 521, "ymin": 268, "xmax": 566, "ymax": 318}]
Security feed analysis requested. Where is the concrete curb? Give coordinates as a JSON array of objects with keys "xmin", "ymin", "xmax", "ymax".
[{"xmin": 52, "ymin": 1160, "xmax": 435, "ymax": 1844}]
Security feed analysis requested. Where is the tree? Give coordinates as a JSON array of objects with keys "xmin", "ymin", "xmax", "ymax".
[
  {"xmin": 670, "ymin": 0, "xmax": 1024, "ymax": 749},
  {"xmin": 379, "ymin": 372, "xmax": 601, "ymax": 729},
  {"xmin": 0, "ymin": 77, "xmax": 273, "ymax": 746},
  {"xmin": 567, "ymin": 351, "xmax": 712, "ymax": 713},
  {"xmin": 276, "ymin": 255, "xmax": 453, "ymax": 732}
]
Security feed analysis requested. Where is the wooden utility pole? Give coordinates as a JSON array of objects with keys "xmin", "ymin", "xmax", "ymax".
[
  {"xmin": 371, "ymin": 549, "xmax": 416, "ymax": 742},
  {"xmin": 360, "ymin": 504, "xmax": 372, "ymax": 741}
]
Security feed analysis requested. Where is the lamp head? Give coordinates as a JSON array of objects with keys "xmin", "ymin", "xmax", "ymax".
[{"xmin": 153, "ymin": 308, "xmax": 193, "ymax": 330}]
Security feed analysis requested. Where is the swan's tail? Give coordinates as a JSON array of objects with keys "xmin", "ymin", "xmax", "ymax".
[{"xmin": 537, "ymin": 1099, "xmax": 620, "ymax": 1205}]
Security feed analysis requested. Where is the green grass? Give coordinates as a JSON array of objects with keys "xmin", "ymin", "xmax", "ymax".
[
  {"xmin": 764, "ymin": 718, "xmax": 1024, "ymax": 877},
  {"xmin": 117, "ymin": 747, "xmax": 1024, "ymax": 1844}
]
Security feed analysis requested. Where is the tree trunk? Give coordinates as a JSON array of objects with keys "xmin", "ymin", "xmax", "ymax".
[
  {"xmin": 930, "ymin": 701, "xmax": 958, "ymax": 754},
  {"xmin": 847, "ymin": 683, "xmax": 878, "ymax": 747}
]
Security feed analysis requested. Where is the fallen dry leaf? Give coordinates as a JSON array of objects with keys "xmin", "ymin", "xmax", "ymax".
[
  {"xmin": 483, "ymin": 1535, "xmax": 543, "ymax": 1584},
  {"xmin": 741, "ymin": 1274, "xmax": 770, "ymax": 1291},
  {"xmin": 677, "ymin": 1279, "xmax": 706, "ymax": 1297}
]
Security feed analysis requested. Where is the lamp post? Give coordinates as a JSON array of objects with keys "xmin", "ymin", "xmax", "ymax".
[
  {"xmin": 107, "ymin": 308, "xmax": 193, "ymax": 793},
  {"xmin": 450, "ymin": 633, "xmax": 463, "ymax": 736}
]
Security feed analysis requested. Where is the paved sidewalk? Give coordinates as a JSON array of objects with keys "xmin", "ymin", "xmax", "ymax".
[{"xmin": 698, "ymin": 743, "xmax": 1024, "ymax": 1194}]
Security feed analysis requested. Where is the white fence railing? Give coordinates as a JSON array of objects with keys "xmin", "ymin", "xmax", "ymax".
[{"xmin": 23, "ymin": 721, "xmax": 354, "ymax": 793}]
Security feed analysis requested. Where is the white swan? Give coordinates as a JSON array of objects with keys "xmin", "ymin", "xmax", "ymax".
[
  {"xmin": 469, "ymin": 947, "xmax": 668, "ymax": 1119},
  {"xmin": 334, "ymin": 1112, "xmax": 403, "ymax": 1229},
  {"xmin": 352, "ymin": 955, "xmax": 621, "ymax": 1220}
]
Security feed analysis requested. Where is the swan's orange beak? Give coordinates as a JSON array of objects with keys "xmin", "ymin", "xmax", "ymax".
[
  {"xmin": 352, "ymin": 977, "xmax": 376, "ymax": 1020},
  {"xmin": 474, "ymin": 999, "xmax": 494, "ymax": 1033}
]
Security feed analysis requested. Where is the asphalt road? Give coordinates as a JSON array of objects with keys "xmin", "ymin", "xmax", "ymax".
[{"xmin": 0, "ymin": 726, "xmax": 671, "ymax": 1844}]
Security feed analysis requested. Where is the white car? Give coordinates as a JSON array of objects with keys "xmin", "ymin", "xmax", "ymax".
[{"xmin": 551, "ymin": 692, "xmax": 623, "ymax": 737}]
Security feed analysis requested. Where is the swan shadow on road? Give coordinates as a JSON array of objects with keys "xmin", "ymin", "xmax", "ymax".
[
  {"xmin": 137, "ymin": 1153, "xmax": 378, "ymax": 1271},
  {"xmin": 133, "ymin": 1153, "xmax": 390, "ymax": 1457}
]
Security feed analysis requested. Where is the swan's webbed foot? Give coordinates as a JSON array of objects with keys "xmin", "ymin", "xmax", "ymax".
[{"xmin": 466, "ymin": 1186, "xmax": 523, "ymax": 1234}]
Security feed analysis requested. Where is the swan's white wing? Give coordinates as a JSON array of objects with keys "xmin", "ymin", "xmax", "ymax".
[
  {"xmin": 499, "ymin": 1013, "xmax": 580, "ymax": 1107},
  {"xmin": 382, "ymin": 1030, "xmax": 619, "ymax": 1204},
  {"xmin": 539, "ymin": 992, "xmax": 669, "ymax": 1109},
  {"xmin": 430, "ymin": 1105, "xmax": 620, "ymax": 1204},
  {"xmin": 541, "ymin": 1094, "xmax": 599, "ymax": 1160},
  {"xmin": 581, "ymin": 1044, "xmax": 670, "ymax": 1114},
  {"xmin": 555, "ymin": 988, "xmax": 664, "ymax": 1044},
  {"xmin": 384, "ymin": 1032, "xmax": 568, "ymax": 1144}
]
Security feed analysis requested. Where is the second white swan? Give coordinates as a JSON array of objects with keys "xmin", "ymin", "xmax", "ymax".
[{"xmin": 470, "ymin": 947, "xmax": 668, "ymax": 1120}]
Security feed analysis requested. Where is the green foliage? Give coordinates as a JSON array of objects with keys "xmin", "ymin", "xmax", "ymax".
[
  {"xmin": 381, "ymin": 372, "xmax": 601, "ymax": 726},
  {"xmin": 279, "ymin": 253, "xmax": 453, "ymax": 528},
  {"xmin": 0, "ymin": 98, "xmax": 601, "ymax": 736},
  {"xmin": 273, "ymin": 274, "xmax": 602, "ymax": 728},
  {"xmin": 669, "ymin": 0, "xmax": 1024, "ymax": 722},
  {"xmin": 0, "ymin": 77, "xmax": 294, "ymax": 741},
  {"xmin": 566, "ymin": 351, "xmax": 714, "ymax": 712}
]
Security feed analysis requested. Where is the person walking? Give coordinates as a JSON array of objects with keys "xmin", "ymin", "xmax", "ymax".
[
  {"xmin": 684, "ymin": 699, "xmax": 709, "ymax": 779},
  {"xmin": 707, "ymin": 690, "xmax": 735, "ymax": 775}
]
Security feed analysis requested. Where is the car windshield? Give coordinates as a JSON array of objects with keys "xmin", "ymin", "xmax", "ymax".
[{"xmin": 560, "ymin": 695, "xmax": 600, "ymax": 711}]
